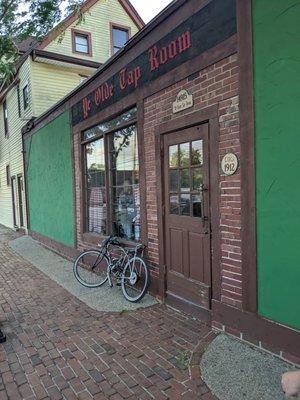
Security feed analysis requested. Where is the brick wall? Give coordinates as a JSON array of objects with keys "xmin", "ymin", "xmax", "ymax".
[
  {"xmin": 73, "ymin": 53, "xmax": 241, "ymax": 308},
  {"xmin": 143, "ymin": 53, "xmax": 242, "ymax": 307}
]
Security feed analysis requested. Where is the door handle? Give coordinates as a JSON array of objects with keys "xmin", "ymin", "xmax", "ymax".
[{"xmin": 200, "ymin": 184, "xmax": 209, "ymax": 232}]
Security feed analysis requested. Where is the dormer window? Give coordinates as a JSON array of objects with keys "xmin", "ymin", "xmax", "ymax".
[
  {"xmin": 72, "ymin": 29, "xmax": 92, "ymax": 56},
  {"xmin": 110, "ymin": 24, "xmax": 130, "ymax": 55}
]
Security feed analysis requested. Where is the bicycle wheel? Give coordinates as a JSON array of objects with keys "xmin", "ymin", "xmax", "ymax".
[
  {"xmin": 121, "ymin": 256, "xmax": 150, "ymax": 302},
  {"xmin": 73, "ymin": 250, "xmax": 109, "ymax": 288}
]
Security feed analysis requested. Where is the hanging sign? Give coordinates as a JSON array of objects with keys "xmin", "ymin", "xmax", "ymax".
[
  {"xmin": 172, "ymin": 90, "xmax": 194, "ymax": 113},
  {"xmin": 221, "ymin": 153, "xmax": 239, "ymax": 175}
]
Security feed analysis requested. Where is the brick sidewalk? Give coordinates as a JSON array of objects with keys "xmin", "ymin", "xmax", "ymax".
[{"xmin": 0, "ymin": 227, "xmax": 215, "ymax": 400}]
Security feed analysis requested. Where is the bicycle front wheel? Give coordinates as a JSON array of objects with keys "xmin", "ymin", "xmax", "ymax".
[
  {"xmin": 121, "ymin": 257, "xmax": 150, "ymax": 302},
  {"xmin": 74, "ymin": 250, "xmax": 109, "ymax": 288}
]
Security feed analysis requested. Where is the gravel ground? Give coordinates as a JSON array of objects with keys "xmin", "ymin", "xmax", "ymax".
[
  {"xmin": 9, "ymin": 235, "xmax": 157, "ymax": 313},
  {"xmin": 201, "ymin": 334, "xmax": 297, "ymax": 400}
]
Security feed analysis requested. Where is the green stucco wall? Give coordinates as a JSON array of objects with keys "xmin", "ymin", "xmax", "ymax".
[
  {"xmin": 253, "ymin": 1, "xmax": 300, "ymax": 330},
  {"xmin": 24, "ymin": 112, "xmax": 74, "ymax": 247}
]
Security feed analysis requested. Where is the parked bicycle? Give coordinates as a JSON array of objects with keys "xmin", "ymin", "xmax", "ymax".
[{"xmin": 73, "ymin": 236, "xmax": 150, "ymax": 302}]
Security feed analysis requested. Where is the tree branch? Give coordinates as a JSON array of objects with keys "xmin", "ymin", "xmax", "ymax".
[{"xmin": 0, "ymin": 0, "xmax": 16, "ymax": 23}]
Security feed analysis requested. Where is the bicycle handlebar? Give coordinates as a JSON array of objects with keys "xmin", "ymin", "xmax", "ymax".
[
  {"xmin": 101, "ymin": 236, "xmax": 146, "ymax": 250},
  {"xmin": 102, "ymin": 235, "xmax": 120, "ymax": 247}
]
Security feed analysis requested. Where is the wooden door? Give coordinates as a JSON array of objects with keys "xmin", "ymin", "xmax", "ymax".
[{"xmin": 164, "ymin": 124, "xmax": 211, "ymax": 312}]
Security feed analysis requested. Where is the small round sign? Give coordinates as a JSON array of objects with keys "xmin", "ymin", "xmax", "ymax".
[{"xmin": 221, "ymin": 153, "xmax": 239, "ymax": 176}]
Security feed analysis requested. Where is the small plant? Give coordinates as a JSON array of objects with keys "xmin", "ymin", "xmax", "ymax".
[{"xmin": 176, "ymin": 350, "xmax": 190, "ymax": 370}]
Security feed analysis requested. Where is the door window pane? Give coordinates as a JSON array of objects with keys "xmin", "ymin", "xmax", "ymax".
[
  {"xmin": 169, "ymin": 170, "xmax": 178, "ymax": 192},
  {"xmin": 180, "ymin": 169, "xmax": 190, "ymax": 192},
  {"xmin": 85, "ymin": 138, "xmax": 106, "ymax": 234},
  {"xmin": 192, "ymin": 195, "xmax": 202, "ymax": 218},
  {"xmin": 111, "ymin": 126, "xmax": 140, "ymax": 241},
  {"xmin": 180, "ymin": 194, "xmax": 190, "ymax": 216},
  {"xmin": 180, "ymin": 142, "xmax": 190, "ymax": 167},
  {"xmin": 170, "ymin": 195, "xmax": 179, "ymax": 215},
  {"xmin": 192, "ymin": 140, "xmax": 203, "ymax": 165},
  {"xmin": 169, "ymin": 145, "xmax": 178, "ymax": 168},
  {"xmin": 192, "ymin": 168, "xmax": 203, "ymax": 191}
]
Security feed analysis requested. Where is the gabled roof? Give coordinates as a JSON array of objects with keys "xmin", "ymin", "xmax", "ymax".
[
  {"xmin": 38, "ymin": 0, "xmax": 145, "ymax": 50},
  {"xmin": 15, "ymin": 37, "xmax": 38, "ymax": 54}
]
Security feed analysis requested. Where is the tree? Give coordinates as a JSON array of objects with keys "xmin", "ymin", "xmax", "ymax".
[{"xmin": 0, "ymin": 0, "xmax": 85, "ymax": 90}]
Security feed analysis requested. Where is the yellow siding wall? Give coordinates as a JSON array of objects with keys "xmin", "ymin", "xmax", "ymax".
[
  {"xmin": 31, "ymin": 61, "xmax": 93, "ymax": 117},
  {"xmin": 0, "ymin": 58, "xmax": 33, "ymax": 228},
  {"xmin": 0, "ymin": 0, "xmax": 141, "ymax": 229},
  {"xmin": 44, "ymin": 0, "xmax": 139, "ymax": 63}
]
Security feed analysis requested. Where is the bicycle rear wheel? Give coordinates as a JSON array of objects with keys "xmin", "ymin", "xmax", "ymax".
[
  {"xmin": 121, "ymin": 256, "xmax": 149, "ymax": 302},
  {"xmin": 74, "ymin": 250, "xmax": 109, "ymax": 288}
]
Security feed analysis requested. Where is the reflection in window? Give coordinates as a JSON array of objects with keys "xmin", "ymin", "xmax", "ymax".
[
  {"xmin": 112, "ymin": 27, "xmax": 129, "ymax": 54},
  {"xmin": 192, "ymin": 140, "xmax": 203, "ymax": 165},
  {"xmin": 83, "ymin": 113, "xmax": 140, "ymax": 241},
  {"xmin": 168, "ymin": 139, "xmax": 204, "ymax": 218},
  {"xmin": 169, "ymin": 170, "xmax": 178, "ymax": 192},
  {"xmin": 23, "ymin": 85, "xmax": 29, "ymax": 109},
  {"xmin": 75, "ymin": 33, "xmax": 89, "ymax": 54},
  {"xmin": 192, "ymin": 194, "xmax": 202, "ymax": 217},
  {"xmin": 83, "ymin": 108, "xmax": 137, "ymax": 141},
  {"xmin": 180, "ymin": 142, "xmax": 190, "ymax": 167},
  {"xmin": 192, "ymin": 168, "xmax": 203, "ymax": 191},
  {"xmin": 180, "ymin": 169, "xmax": 190, "ymax": 192},
  {"xmin": 85, "ymin": 138, "xmax": 107, "ymax": 234},
  {"xmin": 169, "ymin": 145, "xmax": 178, "ymax": 168},
  {"xmin": 111, "ymin": 126, "xmax": 140, "ymax": 241},
  {"xmin": 170, "ymin": 195, "xmax": 179, "ymax": 215},
  {"xmin": 180, "ymin": 194, "xmax": 190, "ymax": 216}
]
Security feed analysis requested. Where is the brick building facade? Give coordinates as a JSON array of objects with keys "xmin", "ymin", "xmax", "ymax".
[{"xmin": 22, "ymin": 0, "xmax": 300, "ymax": 365}]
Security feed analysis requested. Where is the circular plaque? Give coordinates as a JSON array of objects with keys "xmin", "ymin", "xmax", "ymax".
[{"xmin": 221, "ymin": 153, "xmax": 239, "ymax": 176}]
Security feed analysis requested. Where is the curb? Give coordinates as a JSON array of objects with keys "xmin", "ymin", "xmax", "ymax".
[{"xmin": 189, "ymin": 331, "xmax": 219, "ymax": 399}]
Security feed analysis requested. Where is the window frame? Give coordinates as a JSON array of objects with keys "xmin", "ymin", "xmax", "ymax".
[
  {"xmin": 110, "ymin": 23, "xmax": 130, "ymax": 55},
  {"xmin": 23, "ymin": 84, "xmax": 29, "ymax": 110},
  {"xmin": 72, "ymin": 29, "xmax": 92, "ymax": 56},
  {"xmin": 3, "ymin": 99, "xmax": 9, "ymax": 137},
  {"xmin": 81, "ymin": 110, "xmax": 139, "ymax": 242},
  {"xmin": 6, "ymin": 165, "xmax": 10, "ymax": 186},
  {"xmin": 17, "ymin": 84, "xmax": 21, "ymax": 117}
]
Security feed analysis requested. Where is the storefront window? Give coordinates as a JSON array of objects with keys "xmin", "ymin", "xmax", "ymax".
[
  {"xmin": 83, "ymin": 108, "xmax": 140, "ymax": 241},
  {"xmin": 110, "ymin": 126, "xmax": 140, "ymax": 241},
  {"xmin": 85, "ymin": 138, "xmax": 107, "ymax": 234},
  {"xmin": 83, "ymin": 107, "xmax": 137, "ymax": 141}
]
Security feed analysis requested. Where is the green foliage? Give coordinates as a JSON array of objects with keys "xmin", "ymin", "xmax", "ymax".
[
  {"xmin": 0, "ymin": 0, "xmax": 85, "ymax": 87},
  {"xmin": 176, "ymin": 351, "xmax": 190, "ymax": 370}
]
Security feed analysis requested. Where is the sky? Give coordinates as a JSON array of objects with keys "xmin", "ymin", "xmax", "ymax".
[{"xmin": 129, "ymin": 0, "xmax": 174, "ymax": 23}]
